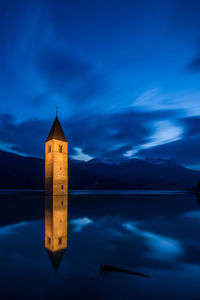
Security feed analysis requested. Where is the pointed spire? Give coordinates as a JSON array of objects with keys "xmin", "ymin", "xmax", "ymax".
[
  {"xmin": 46, "ymin": 249, "xmax": 66, "ymax": 272},
  {"xmin": 46, "ymin": 116, "xmax": 67, "ymax": 142}
]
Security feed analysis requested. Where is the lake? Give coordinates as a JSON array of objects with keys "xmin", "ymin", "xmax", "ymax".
[{"xmin": 0, "ymin": 190, "xmax": 200, "ymax": 299}]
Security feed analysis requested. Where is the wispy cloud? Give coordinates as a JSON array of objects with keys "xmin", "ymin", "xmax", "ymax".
[
  {"xmin": 70, "ymin": 217, "xmax": 93, "ymax": 232},
  {"xmin": 183, "ymin": 210, "xmax": 200, "ymax": 219},
  {"xmin": 70, "ymin": 147, "xmax": 93, "ymax": 162},
  {"xmin": 123, "ymin": 221, "xmax": 182, "ymax": 260},
  {"xmin": 0, "ymin": 222, "xmax": 28, "ymax": 236}
]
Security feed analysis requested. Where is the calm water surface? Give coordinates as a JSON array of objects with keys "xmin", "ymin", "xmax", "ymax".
[{"xmin": 0, "ymin": 190, "xmax": 200, "ymax": 299}]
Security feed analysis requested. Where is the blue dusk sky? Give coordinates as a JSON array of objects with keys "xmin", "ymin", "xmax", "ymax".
[{"xmin": 1, "ymin": 0, "xmax": 200, "ymax": 168}]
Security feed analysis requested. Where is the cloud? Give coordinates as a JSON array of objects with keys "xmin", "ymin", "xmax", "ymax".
[
  {"xmin": 38, "ymin": 46, "xmax": 108, "ymax": 108},
  {"xmin": 138, "ymin": 136, "xmax": 200, "ymax": 166},
  {"xmin": 0, "ymin": 108, "xmax": 187, "ymax": 161},
  {"xmin": 0, "ymin": 0, "xmax": 109, "ymax": 120},
  {"xmin": 186, "ymin": 54, "xmax": 200, "ymax": 73},
  {"xmin": 183, "ymin": 210, "xmax": 200, "ymax": 219},
  {"xmin": 67, "ymin": 109, "xmax": 181, "ymax": 160},
  {"xmin": 123, "ymin": 221, "xmax": 181, "ymax": 260},
  {"xmin": 69, "ymin": 71, "xmax": 107, "ymax": 103},
  {"xmin": 0, "ymin": 222, "xmax": 28, "ymax": 236},
  {"xmin": 124, "ymin": 120, "xmax": 183, "ymax": 157},
  {"xmin": 171, "ymin": 0, "xmax": 200, "ymax": 33},
  {"xmin": 71, "ymin": 147, "xmax": 93, "ymax": 162},
  {"xmin": 181, "ymin": 115, "xmax": 200, "ymax": 137},
  {"xmin": 0, "ymin": 101, "xmax": 199, "ymax": 167},
  {"xmin": 137, "ymin": 115, "xmax": 200, "ymax": 167},
  {"xmin": 0, "ymin": 115, "xmax": 49, "ymax": 157},
  {"xmin": 39, "ymin": 50, "xmax": 91, "ymax": 88},
  {"xmin": 70, "ymin": 217, "xmax": 93, "ymax": 232}
]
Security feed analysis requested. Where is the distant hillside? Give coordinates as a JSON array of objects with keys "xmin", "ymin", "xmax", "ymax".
[
  {"xmin": 69, "ymin": 157, "xmax": 200, "ymax": 190},
  {"xmin": 0, "ymin": 151, "xmax": 44, "ymax": 189},
  {"xmin": 0, "ymin": 151, "xmax": 199, "ymax": 190}
]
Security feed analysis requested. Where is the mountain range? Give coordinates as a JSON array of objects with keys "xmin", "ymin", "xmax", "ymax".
[{"xmin": 0, "ymin": 151, "xmax": 199, "ymax": 190}]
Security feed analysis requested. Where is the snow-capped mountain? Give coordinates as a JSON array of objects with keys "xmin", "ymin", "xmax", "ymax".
[
  {"xmin": 0, "ymin": 151, "xmax": 199, "ymax": 190},
  {"xmin": 70, "ymin": 156, "xmax": 199, "ymax": 190}
]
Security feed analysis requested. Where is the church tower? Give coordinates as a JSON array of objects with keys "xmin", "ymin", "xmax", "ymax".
[{"xmin": 45, "ymin": 116, "xmax": 68, "ymax": 195}]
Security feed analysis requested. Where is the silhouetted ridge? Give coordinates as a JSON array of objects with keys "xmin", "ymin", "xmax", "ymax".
[{"xmin": 0, "ymin": 151, "xmax": 199, "ymax": 190}]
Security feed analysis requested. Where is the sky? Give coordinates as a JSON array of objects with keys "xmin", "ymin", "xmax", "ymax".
[{"xmin": 1, "ymin": 0, "xmax": 200, "ymax": 168}]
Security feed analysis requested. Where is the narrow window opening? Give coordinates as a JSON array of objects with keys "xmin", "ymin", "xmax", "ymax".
[
  {"xmin": 48, "ymin": 145, "xmax": 51, "ymax": 153},
  {"xmin": 58, "ymin": 237, "xmax": 62, "ymax": 245},
  {"xmin": 61, "ymin": 185, "xmax": 64, "ymax": 190},
  {"xmin": 59, "ymin": 145, "xmax": 62, "ymax": 152},
  {"xmin": 47, "ymin": 237, "xmax": 51, "ymax": 245},
  {"xmin": 61, "ymin": 201, "xmax": 64, "ymax": 206}
]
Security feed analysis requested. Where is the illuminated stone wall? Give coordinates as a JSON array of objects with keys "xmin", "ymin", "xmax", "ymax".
[
  {"xmin": 45, "ymin": 139, "xmax": 68, "ymax": 195},
  {"xmin": 45, "ymin": 140, "xmax": 54, "ymax": 195}
]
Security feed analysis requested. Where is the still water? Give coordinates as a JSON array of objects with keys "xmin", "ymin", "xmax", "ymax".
[{"xmin": 0, "ymin": 190, "xmax": 200, "ymax": 299}]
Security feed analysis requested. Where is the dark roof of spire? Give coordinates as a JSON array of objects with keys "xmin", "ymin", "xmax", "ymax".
[
  {"xmin": 46, "ymin": 248, "xmax": 66, "ymax": 272},
  {"xmin": 46, "ymin": 116, "xmax": 67, "ymax": 142}
]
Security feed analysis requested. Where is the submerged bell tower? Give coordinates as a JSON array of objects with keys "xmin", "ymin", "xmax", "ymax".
[
  {"xmin": 45, "ymin": 114, "xmax": 68, "ymax": 272},
  {"xmin": 45, "ymin": 116, "xmax": 68, "ymax": 195}
]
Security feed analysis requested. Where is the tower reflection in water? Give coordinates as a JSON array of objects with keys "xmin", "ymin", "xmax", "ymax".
[{"xmin": 45, "ymin": 194, "xmax": 68, "ymax": 271}]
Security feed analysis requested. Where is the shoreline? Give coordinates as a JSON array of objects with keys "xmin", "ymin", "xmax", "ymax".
[{"xmin": 0, "ymin": 189, "xmax": 191, "ymax": 195}]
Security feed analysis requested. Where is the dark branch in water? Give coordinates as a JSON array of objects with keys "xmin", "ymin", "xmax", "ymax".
[{"xmin": 100, "ymin": 265, "xmax": 150, "ymax": 278}]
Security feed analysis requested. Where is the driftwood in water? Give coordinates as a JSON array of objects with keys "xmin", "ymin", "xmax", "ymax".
[{"xmin": 100, "ymin": 264, "xmax": 150, "ymax": 278}]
